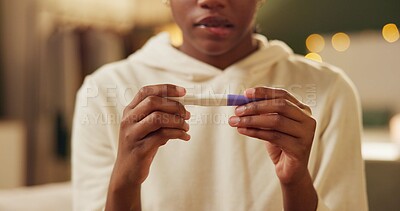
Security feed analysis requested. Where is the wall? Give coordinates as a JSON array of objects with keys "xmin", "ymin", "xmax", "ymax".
[
  {"xmin": 0, "ymin": 0, "xmax": 127, "ymax": 185},
  {"xmin": 0, "ymin": 121, "xmax": 26, "ymax": 188},
  {"xmin": 0, "ymin": 0, "xmax": 33, "ymax": 120},
  {"xmin": 257, "ymin": 0, "xmax": 400, "ymax": 53},
  {"xmin": 320, "ymin": 31, "xmax": 400, "ymax": 113}
]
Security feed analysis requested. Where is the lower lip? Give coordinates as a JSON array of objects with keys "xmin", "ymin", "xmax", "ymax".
[{"xmin": 197, "ymin": 26, "xmax": 233, "ymax": 37}]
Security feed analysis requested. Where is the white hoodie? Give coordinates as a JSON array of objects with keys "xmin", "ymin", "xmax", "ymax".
[{"xmin": 72, "ymin": 33, "xmax": 368, "ymax": 211}]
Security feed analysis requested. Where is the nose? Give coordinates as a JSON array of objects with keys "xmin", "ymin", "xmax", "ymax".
[{"xmin": 198, "ymin": 0, "xmax": 226, "ymax": 10}]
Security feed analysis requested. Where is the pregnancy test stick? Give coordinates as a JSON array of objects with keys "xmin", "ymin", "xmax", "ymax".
[{"xmin": 167, "ymin": 94, "xmax": 265, "ymax": 106}]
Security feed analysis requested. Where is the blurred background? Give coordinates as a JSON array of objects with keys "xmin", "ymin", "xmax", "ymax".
[{"xmin": 0, "ymin": 0, "xmax": 399, "ymax": 210}]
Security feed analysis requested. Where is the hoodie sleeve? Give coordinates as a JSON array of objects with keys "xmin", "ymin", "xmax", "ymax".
[
  {"xmin": 310, "ymin": 70, "xmax": 368, "ymax": 211},
  {"xmin": 71, "ymin": 76, "xmax": 117, "ymax": 211}
]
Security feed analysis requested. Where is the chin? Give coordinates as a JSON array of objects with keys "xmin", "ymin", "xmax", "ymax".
[{"xmin": 196, "ymin": 41, "xmax": 235, "ymax": 56}]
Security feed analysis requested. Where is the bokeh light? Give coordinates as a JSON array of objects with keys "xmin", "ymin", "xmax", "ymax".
[
  {"xmin": 382, "ymin": 23, "xmax": 399, "ymax": 43},
  {"xmin": 305, "ymin": 53, "xmax": 323, "ymax": 62},
  {"xmin": 332, "ymin": 32, "xmax": 351, "ymax": 52},
  {"xmin": 157, "ymin": 23, "xmax": 182, "ymax": 46},
  {"xmin": 306, "ymin": 34, "xmax": 325, "ymax": 53}
]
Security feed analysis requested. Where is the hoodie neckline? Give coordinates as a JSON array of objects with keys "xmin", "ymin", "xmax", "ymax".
[{"xmin": 129, "ymin": 32, "xmax": 293, "ymax": 82}]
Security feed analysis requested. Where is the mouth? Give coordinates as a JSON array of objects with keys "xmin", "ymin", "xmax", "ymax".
[
  {"xmin": 194, "ymin": 16, "xmax": 234, "ymax": 37},
  {"xmin": 194, "ymin": 16, "xmax": 234, "ymax": 29}
]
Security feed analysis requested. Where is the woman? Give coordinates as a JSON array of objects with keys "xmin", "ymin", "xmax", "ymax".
[{"xmin": 72, "ymin": 0, "xmax": 368, "ymax": 210}]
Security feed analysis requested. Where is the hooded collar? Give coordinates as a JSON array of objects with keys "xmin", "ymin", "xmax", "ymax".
[{"xmin": 129, "ymin": 32, "xmax": 293, "ymax": 82}]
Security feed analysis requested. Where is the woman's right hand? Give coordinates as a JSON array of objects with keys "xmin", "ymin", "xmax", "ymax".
[{"xmin": 106, "ymin": 84, "xmax": 190, "ymax": 210}]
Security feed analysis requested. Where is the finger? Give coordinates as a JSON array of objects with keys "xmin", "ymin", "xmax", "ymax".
[
  {"xmin": 144, "ymin": 128, "xmax": 191, "ymax": 148},
  {"xmin": 237, "ymin": 127, "xmax": 306, "ymax": 156},
  {"xmin": 136, "ymin": 128, "xmax": 191, "ymax": 159},
  {"xmin": 234, "ymin": 98, "xmax": 310, "ymax": 122},
  {"xmin": 229, "ymin": 113, "xmax": 303, "ymax": 138},
  {"xmin": 130, "ymin": 111, "xmax": 189, "ymax": 140},
  {"xmin": 126, "ymin": 95, "xmax": 190, "ymax": 122},
  {"xmin": 244, "ymin": 87, "xmax": 311, "ymax": 114},
  {"xmin": 126, "ymin": 84, "xmax": 186, "ymax": 111}
]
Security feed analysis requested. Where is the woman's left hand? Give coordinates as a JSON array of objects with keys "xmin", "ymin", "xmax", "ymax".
[{"xmin": 228, "ymin": 87, "xmax": 317, "ymax": 185}]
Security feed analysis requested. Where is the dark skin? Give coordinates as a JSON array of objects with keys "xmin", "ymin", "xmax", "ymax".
[
  {"xmin": 229, "ymin": 87, "xmax": 317, "ymax": 211},
  {"xmin": 105, "ymin": 0, "xmax": 318, "ymax": 210},
  {"xmin": 171, "ymin": 0, "xmax": 259, "ymax": 69},
  {"xmin": 106, "ymin": 84, "xmax": 190, "ymax": 211}
]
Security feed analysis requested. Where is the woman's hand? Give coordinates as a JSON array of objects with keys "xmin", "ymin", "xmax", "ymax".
[
  {"xmin": 106, "ymin": 84, "xmax": 190, "ymax": 211},
  {"xmin": 228, "ymin": 87, "xmax": 318, "ymax": 210}
]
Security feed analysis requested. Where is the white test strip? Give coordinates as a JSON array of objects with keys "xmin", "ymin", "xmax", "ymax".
[{"xmin": 166, "ymin": 94, "xmax": 265, "ymax": 106}]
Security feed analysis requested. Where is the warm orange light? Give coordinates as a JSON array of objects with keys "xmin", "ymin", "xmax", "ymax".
[
  {"xmin": 382, "ymin": 23, "xmax": 399, "ymax": 43},
  {"xmin": 390, "ymin": 114, "xmax": 400, "ymax": 143},
  {"xmin": 332, "ymin": 32, "xmax": 350, "ymax": 52},
  {"xmin": 306, "ymin": 34, "xmax": 325, "ymax": 53},
  {"xmin": 157, "ymin": 23, "xmax": 183, "ymax": 46},
  {"xmin": 305, "ymin": 53, "xmax": 322, "ymax": 62}
]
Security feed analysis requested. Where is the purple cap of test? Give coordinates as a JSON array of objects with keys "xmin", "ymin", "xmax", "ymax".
[{"xmin": 227, "ymin": 94, "xmax": 265, "ymax": 106}]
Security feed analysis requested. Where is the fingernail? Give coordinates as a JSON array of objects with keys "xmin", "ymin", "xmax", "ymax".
[
  {"xmin": 184, "ymin": 133, "xmax": 191, "ymax": 141},
  {"xmin": 245, "ymin": 88, "xmax": 255, "ymax": 96},
  {"xmin": 229, "ymin": 116, "xmax": 240, "ymax": 126},
  {"xmin": 176, "ymin": 86, "xmax": 186, "ymax": 95},
  {"xmin": 235, "ymin": 106, "xmax": 246, "ymax": 115}
]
